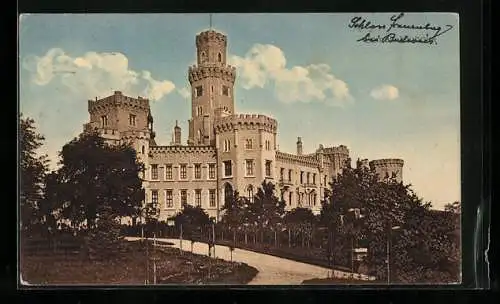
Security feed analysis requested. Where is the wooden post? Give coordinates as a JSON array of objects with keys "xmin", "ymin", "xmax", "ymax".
[
  {"xmin": 180, "ymin": 224, "xmax": 183, "ymax": 255},
  {"xmin": 212, "ymin": 223, "xmax": 216, "ymax": 257}
]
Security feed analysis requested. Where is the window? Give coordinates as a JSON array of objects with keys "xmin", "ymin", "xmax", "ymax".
[
  {"xmin": 141, "ymin": 145, "xmax": 145, "ymax": 154},
  {"xmin": 129, "ymin": 114, "xmax": 136, "ymax": 126},
  {"xmin": 288, "ymin": 192, "xmax": 292, "ymax": 206},
  {"xmin": 245, "ymin": 138, "xmax": 253, "ymax": 149},
  {"xmin": 280, "ymin": 168, "xmax": 284, "ymax": 180},
  {"xmin": 223, "ymin": 139, "xmax": 231, "ymax": 152},
  {"xmin": 224, "ymin": 160, "xmax": 232, "ymax": 177},
  {"xmin": 288, "ymin": 169, "xmax": 292, "ymax": 182},
  {"xmin": 195, "ymin": 86, "xmax": 203, "ymax": 97},
  {"xmin": 165, "ymin": 190, "xmax": 173, "ymax": 208},
  {"xmin": 180, "ymin": 190, "xmax": 187, "ymax": 205},
  {"xmin": 247, "ymin": 185, "xmax": 254, "ymax": 203},
  {"xmin": 222, "ymin": 85, "xmax": 229, "ymax": 96},
  {"xmin": 208, "ymin": 164, "xmax": 216, "ymax": 179},
  {"xmin": 151, "ymin": 164, "xmax": 158, "ymax": 180},
  {"xmin": 165, "ymin": 164, "xmax": 173, "ymax": 180},
  {"xmin": 306, "ymin": 173, "xmax": 310, "ymax": 184},
  {"xmin": 194, "ymin": 164, "xmax": 202, "ymax": 179},
  {"xmin": 180, "ymin": 164, "xmax": 187, "ymax": 180},
  {"xmin": 197, "ymin": 130, "xmax": 202, "ymax": 144},
  {"xmin": 197, "ymin": 106, "xmax": 203, "ymax": 116},
  {"xmin": 151, "ymin": 190, "xmax": 158, "ymax": 207},
  {"xmin": 300, "ymin": 171, "xmax": 304, "ymax": 184},
  {"xmin": 313, "ymin": 173, "xmax": 316, "ymax": 185},
  {"xmin": 195, "ymin": 189, "xmax": 202, "ymax": 207},
  {"xmin": 324, "ymin": 175, "xmax": 327, "ymax": 186},
  {"xmin": 245, "ymin": 159, "xmax": 254, "ymax": 176},
  {"xmin": 209, "ymin": 189, "xmax": 216, "ymax": 207},
  {"xmin": 313, "ymin": 193, "xmax": 317, "ymax": 206},
  {"xmin": 265, "ymin": 160, "xmax": 272, "ymax": 177},
  {"xmin": 100, "ymin": 115, "xmax": 108, "ymax": 127},
  {"xmin": 265, "ymin": 140, "xmax": 271, "ymax": 150},
  {"xmin": 218, "ymin": 53, "xmax": 222, "ymax": 62}
]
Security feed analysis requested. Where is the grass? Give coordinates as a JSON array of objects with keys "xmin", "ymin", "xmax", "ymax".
[
  {"xmin": 209, "ymin": 238, "xmax": 354, "ymax": 273},
  {"xmin": 20, "ymin": 240, "xmax": 258, "ymax": 285},
  {"xmin": 302, "ymin": 277, "xmax": 384, "ymax": 285}
]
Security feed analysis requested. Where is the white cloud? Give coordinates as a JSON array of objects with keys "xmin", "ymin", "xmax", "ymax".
[
  {"xmin": 177, "ymin": 87, "xmax": 191, "ymax": 100},
  {"xmin": 23, "ymin": 48, "xmax": 176, "ymax": 101},
  {"xmin": 229, "ymin": 44, "xmax": 352, "ymax": 106},
  {"xmin": 370, "ymin": 85, "xmax": 399, "ymax": 101}
]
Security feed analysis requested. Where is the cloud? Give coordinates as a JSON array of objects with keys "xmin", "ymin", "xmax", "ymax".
[
  {"xmin": 177, "ymin": 87, "xmax": 191, "ymax": 100},
  {"xmin": 229, "ymin": 44, "xmax": 352, "ymax": 106},
  {"xmin": 23, "ymin": 48, "xmax": 176, "ymax": 101},
  {"xmin": 370, "ymin": 85, "xmax": 399, "ymax": 101}
]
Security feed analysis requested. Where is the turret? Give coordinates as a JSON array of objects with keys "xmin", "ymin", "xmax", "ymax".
[
  {"xmin": 296, "ymin": 137, "xmax": 303, "ymax": 155},
  {"xmin": 174, "ymin": 120, "xmax": 181, "ymax": 145}
]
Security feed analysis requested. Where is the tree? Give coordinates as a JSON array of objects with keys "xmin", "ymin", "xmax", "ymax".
[
  {"xmin": 20, "ymin": 115, "xmax": 49, "ymax": 234},
  {"xmin": 85, "ymin": 202, "xmax": 125, "ymax": 260},
  {"xmin": 220, "ymin": 190, "xmax": 245, "ymax": 240},
  {"xmin": 444, "ymin": 201, "xmax": 461, "ymax": 214},
  {"xmin": 248, "ymin": 181, "xmax": 286, "ymax": 244},
  {"xmin": 171, "ymin": 203, "xmax": 212, "ymax": 252},
  {"xmin": 55, "ymin": 131, "xmax": 144, "ymax": 232},
  {"xmin": 284, "ymin": 207, "xmax": 316, "ymax": 248}
]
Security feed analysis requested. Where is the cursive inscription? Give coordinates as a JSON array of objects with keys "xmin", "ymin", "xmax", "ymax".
[{"xmin": 348, "ymin": 13, "xmax": 454, "ymax": 45}]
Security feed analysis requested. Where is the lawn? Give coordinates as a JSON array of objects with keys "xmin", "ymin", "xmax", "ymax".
[
  {"xmin": 302, "ymin": 277, "xmax": 384, "ymax": 285},
  {"xmin": 20, "ymin": 239, "xmax": 258, "ymax": 285}
]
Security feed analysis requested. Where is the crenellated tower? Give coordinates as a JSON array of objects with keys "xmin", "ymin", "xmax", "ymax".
[{"xmin": 187, "ymin": 30, "xmax": 236, "ymax": 146}]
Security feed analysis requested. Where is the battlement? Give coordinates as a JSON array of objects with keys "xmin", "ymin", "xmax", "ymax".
[
  {"xmin": 369, "ymin": 158, "xmax": 404, "ymax": 167},
  {"xmin": 196, "ymin": 30, "xmax": 227, "ymax": 47},
  {"xmin": 214, "ymin": 114, "xmax": 278, "ymax": 134},
  {"xmin": 188, "ymin": 65, "xmax": 236, "ymax": 83},
  {"xmin": 120, "ymin": 130, "xmax": 151, "ymax": 140},
  {"xmin": 276, "ymin": 151, "xmax": 320, "ymax": 168},
  {"xmin": 88, "ymin": 91, "xmax": 150, "ymax": 113},
  {"xmin": 320, "ymin": 145, "xmax": 350, "ymax": 155},
  {"xmin": 149, "ymin": 145, "xmax": 216, "ymax": 154}
]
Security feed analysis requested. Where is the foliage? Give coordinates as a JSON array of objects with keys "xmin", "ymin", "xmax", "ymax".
[
  {"xmin": 247, "ymin": 181, "xmax": 286, "ymax": 232},
  {"xmin": 284, "ymin": 207, "xmax": 317, "ymax": 247},
  {"xmin": 84, "ymin": 203, "xmax": 125, "ymax": 260},
  {"xmin": 220, "ymin": 190, "xmax": 245, "ymax": 232},
  {"xmin": 19, "ymin": 114, "xmax": 49, "ymax": 233},
  {"xmin": 171, "ymin": 203, "xmax": 213, "ymax": 241},
  {"xmin": 51, "ymin": 131, "xmax": 144, "ymax": 231},
  {"xmin": 320, "ymin": 158, "xmax": 461, "ymax": 283}
]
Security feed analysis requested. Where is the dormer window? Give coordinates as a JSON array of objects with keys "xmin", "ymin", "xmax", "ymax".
[
  {"xmin": 100, "ymin": 115, "xmax": 108, "ymax": 127},
  {"xmin": 129, "ymin": 114, "xmax": 136, "ymax": 126}
]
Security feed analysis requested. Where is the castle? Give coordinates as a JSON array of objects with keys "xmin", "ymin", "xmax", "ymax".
[{"xmin": 83, "ymin": 29, "xmax": 404, "ymax": 221}]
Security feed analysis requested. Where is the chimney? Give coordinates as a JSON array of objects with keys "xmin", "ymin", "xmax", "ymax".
[
  {"xmin": 297, "ymin": 137, "xmax": 303, "ymax": 155},
  {"xmin": 174, "ymin": 120, "xmax": 181, "ymax": 145}
]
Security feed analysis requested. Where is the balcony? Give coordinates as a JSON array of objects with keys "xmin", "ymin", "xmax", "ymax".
[
  {"xmin": 303, "ymin": 183, "xmax": 318, "ymax": 188},
  {"xmin": 278, "ymin": 178, "xmax": 293, "ymax": 187}
]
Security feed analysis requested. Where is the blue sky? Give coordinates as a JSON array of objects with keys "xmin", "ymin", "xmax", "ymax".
[{"xmin": 19, "ymin": 13, "xmax": 460, "ymax": 209}]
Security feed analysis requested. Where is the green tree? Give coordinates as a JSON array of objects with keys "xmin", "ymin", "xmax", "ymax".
[
  {"xmin": 85, "ymin": 202, "xmax": 125, "ymax": 260},
  {"xmin": 248, "ymin": 181, "xmax": 286, "ymax": 244},
  {"xmin": 220, "ymin": 190, "xmax": 246, "ymax": 245},
  {"xmin": 19, "ymin": 114, "xmax": 49, "ymax": 234},
  {"xmin": 55, "ymin": 131, "xmax": 144, "ymax": 232},
  {"xmin": 284, "ymin": 207, "xmax": 316, "ymax": 248}
]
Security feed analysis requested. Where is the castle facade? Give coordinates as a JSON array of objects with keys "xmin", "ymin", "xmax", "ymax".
[{"xmin": 83, "ymin": 29, "xmax": 404, "ymax": 221}]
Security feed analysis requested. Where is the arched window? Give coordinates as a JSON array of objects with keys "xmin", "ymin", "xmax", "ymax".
[
  {"xmin": 201, "ymin": 51, "xmax": 207, "ymax": 63},
  {"xmin": 223, "ymin": 139, "xmax": 231, "ymax": 152},
  {"xmin": 246, "ymin": 185, "xmax": 254, "ymax": 203},
  {"xmin": 197, "ymin": 130, "xmax": 202, "ymax": 144},
  {"xmin": 141, "ymin": 145, "xmax": 145, "ymax": 154},
  {"xmin": 224, "ymin": 183, "xmax": 233, "ymax": 204},
  {"xmin": 218, "ymin": 52, "xmax": 222, "ymax": 62}
]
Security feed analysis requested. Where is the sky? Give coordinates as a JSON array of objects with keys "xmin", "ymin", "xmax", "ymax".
[{"xmin": 19, "ymin": 13, "xmax": 460, "ymax": 210}]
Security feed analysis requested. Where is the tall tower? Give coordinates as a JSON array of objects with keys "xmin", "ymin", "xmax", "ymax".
[{"xmin": 187, "ymin": 29, "xmax": 236, "ymax": 146}]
